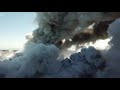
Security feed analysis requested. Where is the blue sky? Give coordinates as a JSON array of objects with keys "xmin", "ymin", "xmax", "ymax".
[{"xmin": 0, "ymin": 12, "xmax": 38, "ymax": 50}]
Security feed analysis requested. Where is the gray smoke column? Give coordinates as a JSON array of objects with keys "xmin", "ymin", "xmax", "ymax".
[
  {"xmin": 27, "ymin": 12, "xmax": 106, "ymax": 46},
  {"xmin": 27, "ymin": 12, "xmax": 120, "ymax": 50}
]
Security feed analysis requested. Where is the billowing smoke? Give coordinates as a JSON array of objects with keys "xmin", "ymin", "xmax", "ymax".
[
  {"xmin": 0, "ymin": 12, "xmax": 120, "ymax": 78},
  {"xmin": 28, "ymin": 12, "xmax": 106, "ymax": 45},
  {"xmin": 101, "ymin": 18, "xmax": 120, "ymax": 78},
  {"xmin": 28, "ymin": 12, "xmax": 120, "ymax": 50},
  {"xmin": 0, "ymin": 43, "xmax": 61, "ymax": 78}
]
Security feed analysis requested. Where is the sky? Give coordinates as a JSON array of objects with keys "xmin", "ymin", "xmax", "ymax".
[{"xmin": 0, "ymin": 12, "xmax": 38, "ymax": 50}]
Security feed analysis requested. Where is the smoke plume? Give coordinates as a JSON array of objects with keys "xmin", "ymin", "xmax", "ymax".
[{"xmin": 0, "ymin": 12, "xmax": 120, "ymax": 78}]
